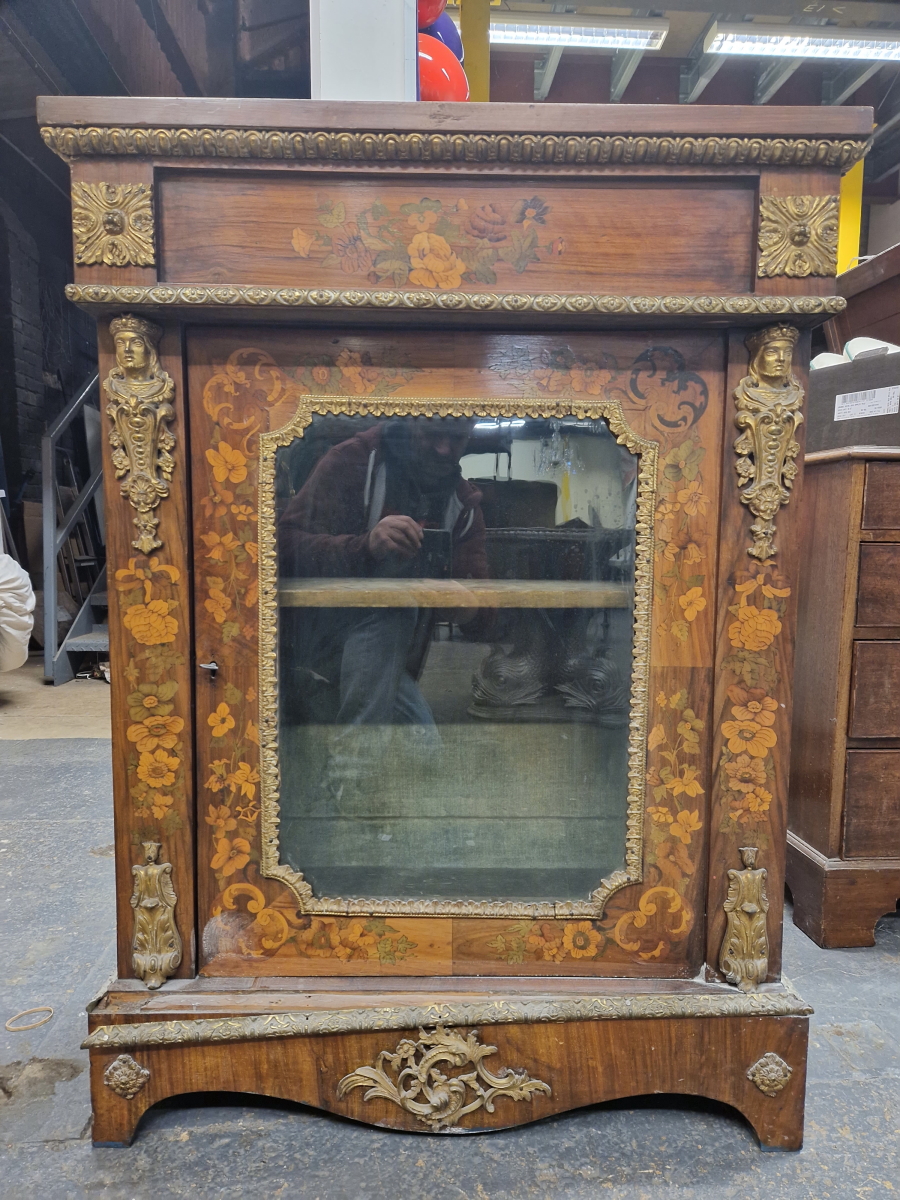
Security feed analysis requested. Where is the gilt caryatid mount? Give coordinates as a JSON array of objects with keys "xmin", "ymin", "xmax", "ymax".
[
  {"xmin": 734, "ymin": 324, "xmax": 804, "ymax": 561},
  {"xmin": 104, "ymin": 314, "xmax": 175, "ymax": 554},
  {"xmin": 130, "ymin": 840, "xmax": 182, "ymax": 989}
]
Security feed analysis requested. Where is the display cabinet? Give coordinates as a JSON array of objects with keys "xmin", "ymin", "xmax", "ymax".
[{"xmin": 37, "ymin": 95, "xmax": 872, "ymax": 1148}]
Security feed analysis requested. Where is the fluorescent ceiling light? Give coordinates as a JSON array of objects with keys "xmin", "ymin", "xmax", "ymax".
[
  {"xmin": 705, "ymin": 21, "xmax": 900, "ymax": 61},
  {"xmin": 490, "ymin": 17, "xmax": 668, "ymax": 51}
]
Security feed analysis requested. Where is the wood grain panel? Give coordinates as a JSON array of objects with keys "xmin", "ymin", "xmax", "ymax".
[
  {"xmin": 159, "ymin": 173, "xmax": 755, "ymax": 294},
  {"xmin": 857, "ymin": 543, "xmax": 900, "ymax": 627},
  {"xmin": 849, "ymin": 642, "xmax": 900, "ymax": 738},
  {"xmin": 843, "ymin": 751, "xmax": 900, "ymax": 858},
  {"xmin": 98, "ymin": 320, "xmax": 196, "ymax": 979},
  {"xmin": 863, "ymin": 462, "xmax": 900, "ymax": 529}
]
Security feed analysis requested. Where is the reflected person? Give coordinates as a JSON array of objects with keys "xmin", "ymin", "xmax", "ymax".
[{"xmin": 278, "ymin": 417, "xmax": 488, "ymax": 800}]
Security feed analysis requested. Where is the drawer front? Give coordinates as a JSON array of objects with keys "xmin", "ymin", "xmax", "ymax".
[
  {"xmin": 849, "ymin": 641, "xmax": 900, "ymax": 737},
  {"xmin": 844, "ymin": 751, "xmax": 900, "ymax": 858},
  {"xmin": 857, "ymin": 544, "xmax": 900, "ymax": 626},
  {"xmin": 862, "ymin": 462, "xmax": 900, "ymax": 529}
]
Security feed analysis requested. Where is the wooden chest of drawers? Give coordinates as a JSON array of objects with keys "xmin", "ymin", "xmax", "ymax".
[{"xmin": 788, "ymin": 453, "xmax": 900, "ymax": 946}]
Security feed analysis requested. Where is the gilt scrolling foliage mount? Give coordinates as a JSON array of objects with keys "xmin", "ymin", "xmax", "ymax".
[
  {"xmin": 257, "ymin": 394, "xmax": 659, "ymax": 920},
  {"xmin": 72, "ymin": 182, "xmax": 155, "ymax": 268}
]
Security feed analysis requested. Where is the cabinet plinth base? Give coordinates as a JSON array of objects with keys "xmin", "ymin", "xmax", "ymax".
[
  {"xmin": 85, "ymin": 980, "xmax": 809, "ymax": 1149},
  {"xmin": 787, "ymin": 832, "xmax": 900, "ymax": 948}
]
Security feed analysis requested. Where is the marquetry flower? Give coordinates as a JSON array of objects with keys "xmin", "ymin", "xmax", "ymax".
[
  {"xmin": 205, "ymin": 760, "xmax": 228, "ymax": 792},
  {"xmin": 408, "ymin": 209, "xmax": 438, "ymax": 232},
  {"xmin": 678, "ymin": 587, "xmax": 706, "ymax": 622},
  {"xmin": 721, "ymin": 718, "xmax": 777, "ymax": 758},
  {"xmin": 532, "ymin": 367, "xmax": 568, "ymax": 393},
  {"xmin": 663, "ymin": 439, "xmax": 704, "ymax": 483},
  {"xmin": 311, "ymin": 364, "xmax": 331, "ymax": 385},
  {"xmin": 670, "ymin": 809, "xmax": 702, "ymax": 844},
  {"xmin": 656, "ymin": 838, "xmax": 695, "ymax": 882},
  {"xmin": 684, "ymin": 542, "xmax": 704, "ymax": 565},
  {"xmin": 655, "ymin": 690, "xmax": 669, "ymax": 707},
  {"xmin": 676, "ymin": 479, "xmax": 710, "ymax": 516},
  {"xmin": 342, "ymin": 920, "xmax": 378, "ymax": 954},
  {"xmin": 407, "ymin": 232, "xmax": 465, "ymax": 290},
  {"xmin": 562, "ymin": 921, "xmax": 603, "ymax": 960},
  {"xmin": 123, "ymin": 600, "xmax": 178, "ymax": 646},
  {"xmin": 677, "ymin": 708, "xmax": 704, "ymax": 741},
  {"xmin": 731, "ymin": 695, "xmax": 778, "ymax": 727},
  {"xmin": 291, "ymin": 227, "xmax": 315, "ymax": 257},
  {"xmin": 656, "ymin": 499, "xmax": 681, "ymax": 542},
  {"xmin": 464, "ymin": 203, "xmax": 506, "ymax": 242},
  {"xmin": 201, "ymin": 530, "xmax": 241, "ymax": 561},
  {"xmin": 512, "ymin": 196, "xmax": 550, "ymax": 227},
  {"xmin": 136, "ymin": 748, "xmax": 180, "ymax": 787},
  {"xmin": 569, "ymin": 362, "xmax": 613, "ymax": 395},
  {"xmin": 525, "ymin": 923, "xmax": 565, "ymax": 962},
  {"xmin": 127, "ymin": 713, "xmax": 184, "ymax": 752},
  {"xmin": 669, "ymin": 766, "xmax": 704, "ymax": 799},
  {"xmin": 723, "ymin": 753, "xmax": 766, "ymax": 794},
  {"xmin": 205, "ymin": 803, "xmax": 236, "ymax": 836},
  {"xmin": 747, "ymin": 785, "xmax": 773, "ymax": 813},
  {"xmin": 244, "ymin": 541, "xmax": 259, "ymax": 564},
  {"xmin": 336, "ymin": 349, "xmax": 381, "ymax": 395},
  {"xmin": 208, "ymin": 703, "xmax": 235, "ymax": 738},
  {"xmin": 334, "ymin": 223, "xmax": 373, "ymax": 274},
  {"xmin": 127, "ymin": 682, "xmax": 175, "ymax": 721},
  {"xmin": 205, "ymin": 586, "xmax": 232, "ymax": 624},
  {"xmin": 647, "ymin": 723, "xmax": 666, "ymax": 751},
  {"xmin": 647, "ymin": 805, "xmax": 672, "ymax": 825},
  {"xmin": 728, "ymin": 605, "xmax": 782, "ymax": 652},
  {"xmin": 211, "ymin": 836, "xmax": 251, "ymax": 877},
  {"xmin": 226, "ymin": 761, "xmax": 260, "ymax": 800},
  {"xmin": 201, "ymin": 489, "xmax": 232, "ymax": 519},
  {"xmin": 231, "ymin": 503, "xmax": 256, "ymax": 522},
  {"xmin": 300, "ymin": 918, "xmax": 341, "ymax": 958},
  {"xmin": 235, "ymin": 799, "xmax": 260, "ymax": 823},
  {"xmin": 244, "ymin": 720, "xmax": 260, "ymax": 746},
  {"xmin": 146, "ymin": 792, "xmax": 172, "ymax": 820},
  {"xmin": 206, "ymin": 441, "xmax": 248, "ymax": 485}
]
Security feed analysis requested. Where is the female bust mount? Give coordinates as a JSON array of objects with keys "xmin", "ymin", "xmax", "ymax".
[
  {"xmin": 104, "ymin": 313, "xmax": 175, "ymax": 554},
  {"xmin": 733, "ymin": 323, "xmax": 804, "ymax": 562}
]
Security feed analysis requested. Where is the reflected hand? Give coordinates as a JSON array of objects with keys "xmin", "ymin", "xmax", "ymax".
[{"xmin": 367, "ymin": 515, "xmax": 424, "ymax": 560}]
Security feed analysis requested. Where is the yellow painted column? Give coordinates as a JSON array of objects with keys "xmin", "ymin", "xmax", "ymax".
[
  {"xmin": 460, "ymin": 0, "xmax": 490, "ymax": 102},
  {"xmin": 837, "ymin": 160, "xmax": 864, "ymax": 275}
]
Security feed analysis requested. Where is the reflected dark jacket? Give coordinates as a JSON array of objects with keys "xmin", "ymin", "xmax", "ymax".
[{"xmin": 278, "ymin": 425, "xmax": 489, "ymax": 579}]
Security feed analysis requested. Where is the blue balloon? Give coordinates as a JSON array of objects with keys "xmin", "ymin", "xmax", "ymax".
[{"xmin": 422, "ymin": 12, "xmax": 464, "ymax": 62}]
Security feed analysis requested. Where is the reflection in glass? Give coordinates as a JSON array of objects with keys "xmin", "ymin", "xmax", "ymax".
[{"xmin": 275, "ymin": 413, "xmax": 638, "ymax": 902}]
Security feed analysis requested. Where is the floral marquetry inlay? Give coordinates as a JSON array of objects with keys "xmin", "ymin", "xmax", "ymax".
[{"xmin": 72, "ymin": 182, "xmax": 155, "ymax": 267}]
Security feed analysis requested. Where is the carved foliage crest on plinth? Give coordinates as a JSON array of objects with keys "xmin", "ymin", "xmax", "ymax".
[
  {"xmin": 734, "ymin": 324, "xmax": 804, "ymax": 561},
  {"xmin": 131, "ymin": 840, "xmax": 182, "ymax": 989},
  {"xmin": 337, "ymin": 1026, "xmax": 551, "ymax": 1131},
  {"xmin": 719, "ymin": 846, "xmax": 770, "ymax": 992},
  {"xmin": 104, "ymin": 314, "xmax": 175, "ymax": 554}
]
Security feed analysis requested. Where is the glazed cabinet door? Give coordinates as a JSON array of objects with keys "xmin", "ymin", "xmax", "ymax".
[{"xmin": 188, "ymin": 324, "xmax": 729, "ymax": 979}]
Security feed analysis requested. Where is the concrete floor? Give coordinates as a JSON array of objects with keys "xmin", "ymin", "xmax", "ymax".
[{"xmin": 1, "ymin": 661, "xmax": 899, "ymax": 1198}]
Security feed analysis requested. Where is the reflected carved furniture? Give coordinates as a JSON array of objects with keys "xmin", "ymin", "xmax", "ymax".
[{"xmin": 38, "ymin": 94, "xmax": 873, "ymax": 1150}]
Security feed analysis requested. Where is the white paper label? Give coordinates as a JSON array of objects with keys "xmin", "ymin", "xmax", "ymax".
[{"xmin": 834, "ymin": 385, "xmax": 900, "ymax": 422}]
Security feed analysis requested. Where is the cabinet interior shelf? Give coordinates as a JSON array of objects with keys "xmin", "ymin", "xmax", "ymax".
[{"xmin": 278, "ymin": 577, "xmax": 633, "ymax": 609}]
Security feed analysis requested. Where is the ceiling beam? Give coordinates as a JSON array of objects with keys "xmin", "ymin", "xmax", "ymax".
[
  {"xmin": 823, "ymin": 62, "xmax": 882, "ymax": 106},
  {"xmin": 534, "ymin": 45, "xmax": 563, "ymax": 101},
  {"xmin": 522, "ymin": 0, "xmax": 900, "ymax": 19},
  {"xmin": 610, "ymin": 46, "xmax": 644, "ymax": 102},
  {"xmin": 754, "ymin": 57, "xmax": 802, "ymax": 105}
]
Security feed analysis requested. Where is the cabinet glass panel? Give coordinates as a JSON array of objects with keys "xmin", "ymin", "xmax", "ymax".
[{"xmin": 274, "ymin": 414, "xmax": 638, "ymax": 902}]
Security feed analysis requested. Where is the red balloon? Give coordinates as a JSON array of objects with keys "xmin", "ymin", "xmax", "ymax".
[
  {"xmin": 418, "ymin": 32, "xmax": 469, "ymax": 102},
  {"xmin": 417, "ymin": 0, "xmax": 446, "ymax": 29}
]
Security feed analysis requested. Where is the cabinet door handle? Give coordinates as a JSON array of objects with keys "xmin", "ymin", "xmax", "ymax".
[{"xmin": 199, "ymin": 661, "xmax": 218, "ymax": 677}]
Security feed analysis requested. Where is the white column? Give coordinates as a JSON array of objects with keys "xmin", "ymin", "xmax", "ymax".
[{"xmin": 309, "ymin": 0, "xmax": 417, "ymax": 101}]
